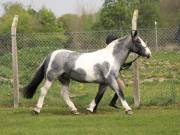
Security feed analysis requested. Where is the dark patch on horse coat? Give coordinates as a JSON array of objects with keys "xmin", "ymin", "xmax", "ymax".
[
  {"xmin": 58, "ymin": 73, "xmax": 70, "ymax": 85},
  {"xmin": 69, "ymin": 68, "xmax": 87, "ymax": 82},
  {"xmin": 46, "ymin": 51, "xmax": 82, "ymax": 81},
  {"xmin": 46, "ymin": 70, "xmax": 56, "ymax": 81},
  {"xmin": 63, "ymin": 52, "xmax": 82, "ymax": 73},
  {"xmin": 93, "ymin": 61, "xmax": 110, "ymax": 82}
]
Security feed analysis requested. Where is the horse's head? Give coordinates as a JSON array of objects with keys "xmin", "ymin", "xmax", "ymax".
[{"xmin": 130, "ymin": 30, "xmax": 151, "ymax": 58}]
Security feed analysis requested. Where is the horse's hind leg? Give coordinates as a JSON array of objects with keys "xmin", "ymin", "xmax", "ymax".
[
  {"xmin": 59, "ymin": 76, "xmax": 79, "ymax": 115},
  {"xmin": 34, "ymin": 79, "xmax": 53, "ymax": 114},
  {"xmin": 109, "ymin": 93, "xmax": 118, "ymax": 108},
  {"xmin": 87, "ymin": 84, "xmax": 107, "ymax": 113},
  {"xmin": 61, "ymin": 84, "xmax": 79, "ymax": 115}
]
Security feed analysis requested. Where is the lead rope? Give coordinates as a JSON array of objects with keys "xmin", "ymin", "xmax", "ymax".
[
  {"xmin": 119, "ymin": 55, "xmax": 140, "ymax": 87},
  {"xmin": 120, "ymin": 55, "xmax": 140, "ymax": 70}
]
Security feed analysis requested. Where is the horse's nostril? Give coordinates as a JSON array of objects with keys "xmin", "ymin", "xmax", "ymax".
[{"xmin": 147, "ymin": 54, "xmax": 151, "ymax": 58}]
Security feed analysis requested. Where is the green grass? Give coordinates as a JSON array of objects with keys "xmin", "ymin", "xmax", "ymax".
[{"xmin": 0, "ymin": 106, "xmax": 179, "ymax": 135}]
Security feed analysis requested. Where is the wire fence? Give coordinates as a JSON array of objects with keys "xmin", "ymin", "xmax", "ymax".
[{"xmin": 0, "ymin": 27, "xmax": 180, "ymax": 106}]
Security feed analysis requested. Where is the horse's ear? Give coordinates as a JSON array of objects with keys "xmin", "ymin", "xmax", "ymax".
[{"xmin": 131, "ymin": 30, "xmax": 138, "ymax": 40}]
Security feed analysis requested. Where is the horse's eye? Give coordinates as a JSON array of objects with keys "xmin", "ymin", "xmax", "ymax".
[
  {"xmin": 137, "ymin": 40, "xmax": 141, "ymax": 44},
  {"xmin": 135, "ymin": 40, "xmax": 140, "ymax": 45}
]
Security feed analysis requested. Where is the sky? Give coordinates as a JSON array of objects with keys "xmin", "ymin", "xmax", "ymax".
[{"xmin": 0, "ymin": 0, "xmax": 104, "ymax": 17}]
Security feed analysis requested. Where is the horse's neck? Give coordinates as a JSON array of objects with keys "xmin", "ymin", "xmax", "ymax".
[{"xmin": 111, "ymin": 36, "xmax": 131, "ymax": 66}]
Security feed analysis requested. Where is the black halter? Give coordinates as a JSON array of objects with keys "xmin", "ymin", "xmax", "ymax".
[
  {"xmin": 105, "ymin": 33, "xmax": 140, "ymax": 71},
  {"xmin": 120, "ymin": 34, "xmax": 140, "ymax": 71}
]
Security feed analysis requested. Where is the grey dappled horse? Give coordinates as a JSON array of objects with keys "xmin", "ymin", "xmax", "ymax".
[{"xmin": 23, "ymin": 30, "xmax": 151, "ymax": 115}]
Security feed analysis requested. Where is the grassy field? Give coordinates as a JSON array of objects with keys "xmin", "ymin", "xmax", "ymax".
[
  {"xmin": 0, "ymin": 106, "xmax": 179, "ymax": 135},
  {"xmin": 0, "ymin": 49, "xmax": 180, "ymax": 135}
]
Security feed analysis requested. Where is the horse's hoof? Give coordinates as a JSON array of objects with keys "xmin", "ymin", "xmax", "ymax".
[
  {"xmin": 32, "ymin": 107, "xmax": 41, "ymax": 115},
  {"xmin": 86, "ymin": 110, "xmax": 94, "ymax": 114},
  {"xmin": 86, "ymin": 108, "xmax": 95, "ymax": 113},
  {"xmin": 32, "ymin": 109, "xmax": 40, "ymax": 115},
  {"xmin": 109, "ymin": 103, "xmax": 119, "ymax": 109},
  {"xmin": 125, "ymin": 110, "xmax": 133, "ymax": 115},
  {"xmin": 71, "ymin": 110, "xmax": 80, "ymax": 115}
]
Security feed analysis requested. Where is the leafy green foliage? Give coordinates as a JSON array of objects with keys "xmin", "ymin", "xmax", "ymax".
[
  {"xmin": 0, "ymin": 0, "xmax": 180, "ymax": 33},
  {"xmin": 0, "ymin": 3, "xmax": 64, "ymax": 33},
  {"xmin": 58, "ymin": 13, "xmax": 97, "ymax": 32},
  {"xmin": 0, "ymin": 3, "xmax": 37, "ymax": 33},
  {"xmin": 160, "ymin": 0, "xmax": 180, "ymax": 27},
  {"xmin": 92, "ymin": 0, "xmax": 161, "ymax": 30},
  {"xmin": 58, "ymin": 14, "xmax": 80, "ymax": 32},
  {"xmin": 93, "ymin": 0, "xmax": 132, "ymax": 30},
  {"xmin": 138, "ymin": 0, "xmax": 161, "ymax": 28},
  {"xmin": 36, "ymin": 7, "xmax": 63, "ymax": 32}
]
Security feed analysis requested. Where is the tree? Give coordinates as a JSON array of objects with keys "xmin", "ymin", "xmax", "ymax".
[
  {"xmin": 92, "ymin": 0, "xmax": 161, "ymax": 30},
  {"xmin": 36, "ymin": 7, "xmax": 63, "ymax": 32},
  {"xmin": 58, "ymin": 14, "xmax": 80, "ymax": 32},
  {"xmin": 138, "ymin": 0, "xmax": 161, "ymax": 28},
  {"xmin": 0, "ymin": 2, "xmax": 38, "ymax": 33},
  {"xmin": 103, "ymin": 0, "xmax": 116, "ymax": 7},
  {"xmin": 160, "ymin": 0, "xmax": 180, "ymax": 27},
  {"xmin": 94, "ymin": 0, "xmax": 131, "ymax": 30},
  {"xmin": 0, "ymin": 3, "xmax": 64, "ymax": 33},
  {"xmin": 93, "ymin": 0, "xmax": 133, "ymax": 30},
  {"xmin": 58, "ymin": 13, "xmax": 97, "ymax": 32}
]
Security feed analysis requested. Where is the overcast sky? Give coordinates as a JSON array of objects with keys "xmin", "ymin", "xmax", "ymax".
[{"xmin": 0, "ymin": 0, "xmax": 104, "ymax": 17}]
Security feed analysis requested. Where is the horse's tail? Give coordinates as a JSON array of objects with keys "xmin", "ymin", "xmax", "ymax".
[{"xmin": 23, "ymin": 60, "xmax": 46, "ymax": 99}]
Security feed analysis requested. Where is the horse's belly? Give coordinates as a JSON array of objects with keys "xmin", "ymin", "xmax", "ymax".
[{"xmin": 85, "ymin": 71, "xmax": 96, "ymax": 81}]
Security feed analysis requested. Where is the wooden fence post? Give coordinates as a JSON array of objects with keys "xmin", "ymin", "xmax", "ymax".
[
  {"xmin": 11, "ymin": 15, "xmax": 19, "ymax": 108},
  {"xmin": 132, "ymin": 10, "xmax": 140, "ymax": 107},
  {"xmin": 133, "ymin": 59, "xmax": 140, "ymax": 107},
  {"xmin": 155, "ymin": 21, "xmax": 158, "ymax": 51}
]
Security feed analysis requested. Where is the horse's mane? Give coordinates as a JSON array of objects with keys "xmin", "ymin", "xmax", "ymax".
[{"xmin": 105, "ymin": 35, "xmax": 129, "ymax": 49}]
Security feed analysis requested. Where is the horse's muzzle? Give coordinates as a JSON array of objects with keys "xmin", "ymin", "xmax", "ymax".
[{"xmin": 146, "ymin": 53, "xmax": 151, "ymax": 59}]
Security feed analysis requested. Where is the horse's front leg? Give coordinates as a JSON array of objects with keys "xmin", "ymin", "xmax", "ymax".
[
  {"xmin": 107, "ymin": 75, "xmax": 132, "ymax": 114},
  {"xmin": 109, "ymin": 79, "xmax": 125, "ymax": 108},
  {"xmin": 87, "ymin": 84, "xmax": 107, "ymax": 113}
]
